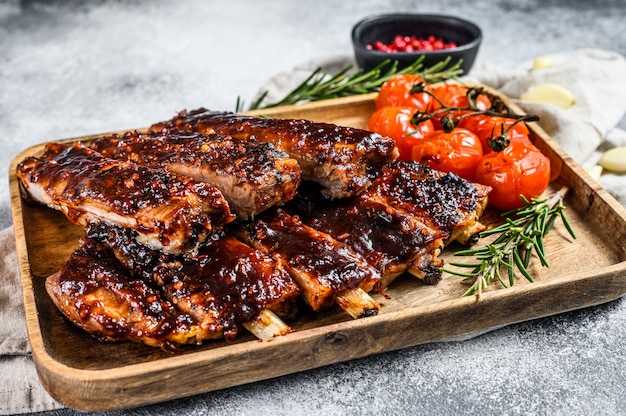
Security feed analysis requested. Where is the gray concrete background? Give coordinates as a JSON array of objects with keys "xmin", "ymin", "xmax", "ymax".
[{"xmin": 1, "ymin": 0, "xmax": 625, "ymax": 415}]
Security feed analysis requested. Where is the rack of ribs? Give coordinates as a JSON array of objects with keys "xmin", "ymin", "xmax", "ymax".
[
  {"xmin": 46, "ymin": 237, "xmax": 213, "ymax": 350},
  {"xmin": 148, "ymin": 108, "xmax": 400, "ymax": 199},
  {"xmin": 89, "ymin": 130, "xmax": 301, "ymax": 219},
  {"xmin": 85, "ymin": 222, "xmax": 301, "ymax": 342},
  {"xmin": 363, "ymin": 161, "xmax": 491, "ymax": 246},
  {"xmin": 286, "ymin": 183, "xmax": 448, "ymax": 287},
  {"xmin": 234, "ymin": 207, "xmax": 382, "ymax": 318},
  {"xmin": 18, "ymin": 111, "xmax": 494, "ymax": 350},
  {"xmin": 16, "ymin": 142, "xmax": 235, "ymax": 254}
]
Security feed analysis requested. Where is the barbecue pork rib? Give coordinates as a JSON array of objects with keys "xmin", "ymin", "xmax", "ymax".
[
  {"xmin": 46, "ymin": 238, "xmax": 211, "ymax": 349},
  {"xmin": 148, "ymin": 108, "xmax": 400, "ymax": 199},
  {"xmin": 364, "ymin": 161, "xmax": 491, "ymax": 245},
  {"xmin": 234, "ymin": 207, "xmax": 382, "ymax": 317},
  {"xmin": 287, "ymin": 183, "xmax": 448, "ymax": 288},
  {"xmin": 86, "ymin": 222, "xmax": 301, "ymax": 341},
  {"xmin": 16, "ymin": 142, "xmax": 235, "ymax": 254},
  {"xmin": 89, "ymin": 130, "xmax": 301, "ymax": 219}
]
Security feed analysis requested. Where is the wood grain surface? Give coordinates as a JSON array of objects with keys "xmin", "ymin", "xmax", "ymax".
[{"xmin": 9, "ymin": 90, "xmax": 626, "ymax": 411}]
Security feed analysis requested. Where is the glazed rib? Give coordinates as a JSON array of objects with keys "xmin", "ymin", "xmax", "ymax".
[
  {"xmin": 16, "ymin": 142, "xmax": 235, "ymax": 254},
  {"xmin": 235, "ymin": 208, "xmax": 382, "ymax": 317},
  {"xmin": 46, "ymin": 238, "xmax": 211, "ymax": 349},
  {"xmin": 364, "ymin": 161, "xmax": 491, "ymax": 245},
  {"xmin": 86, "ymin": 222, "xmax": 301, "ymax": 341},
  {"xmin": 288, "ymin": 184, "xmax": 447, "ymax": 287},
  {"xmin": 149, "ymin": 108, "xmax": 399, "ymax": 198},
  {"xmin": 89, "ymin": 130, "xmax": 301, "ymax": 219}
]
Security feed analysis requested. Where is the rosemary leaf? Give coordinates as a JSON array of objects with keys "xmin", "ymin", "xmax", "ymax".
[
  {"xmin": 507, "ymin": 254, "xmax": 515, "ymax": 286},
  {"xmin": 495, "ymin": 264, "xmax": 507, "ymax": 288},
  {"xmin": 440, "ymin": 268, "xmax": 477, "ymax": 279},
  {"xmin": 560, "ymin": 209, "xmax": 576, "ymax": 239},
  {"xmin": 544, "ymin": 211, "xmax": 559, "ymax": 235},
  {"xmin": 535, "ymin": 232, "xmax": 549, "ymax": 267},
  {"xmin": 523, "ymin": 243, "xmax": 533, "ymax": 267},
  {"xmin": 447, "ymin": 261, "xmax": 485, "ymax": 268}
]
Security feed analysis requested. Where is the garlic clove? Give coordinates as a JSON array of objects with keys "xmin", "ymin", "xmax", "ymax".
[
  {"xmin": 598, "ymin": 147, "xmax": 626, "ymax": 173},
  {"xmin": 585, "ymin": 165, "xmax": 603, "ymax": 181},
  {"xmin": 532, "ymin": 56, "xmax": 555, "ymax": 70},
  {"xmin": 519, "ymin": 83, "xmax": 576, "ymax": 109}
]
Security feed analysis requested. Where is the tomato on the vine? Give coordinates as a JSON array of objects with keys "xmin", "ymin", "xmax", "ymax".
[
  {"xmin": 375, "ymin": 74, "xmax": 432, "ymax": 111},
  {"xmin": 459, "ymin": 115, "xmax": 531, "ymax": 154},
  {"xmin": 474, "ymin": 141, "xmax": 551, "ymax": 211},
  {"xmin": 410, "ymin": 128, "xmax": 483, "ymax": 181},
  {"xmin": 430, "ymin": 83, "xmax": 491, "ymax": 111},
  {"xmin": 368, "ymin": 74, "xmax": 552, "ymax": 211},
  {"xmin": 429, "ymin": 83, "xmax": 492, "ymax": 129},
  {"xmin": 367, "ymin": 106, "xmax": 435, "ymax": 160}
]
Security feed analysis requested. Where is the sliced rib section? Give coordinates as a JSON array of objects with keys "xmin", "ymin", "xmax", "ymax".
[
  {"xmin": 89, "ymin": 130, "xmax": 301, "ymax": 219},
  {"xmin": 149, "ymin": 108, "xmax": 399, "ymax": 198},
  {"xmin": 287, "ymin": 183, "xmax": 448, "ymax": 287},
  {"xmin": 364, "ymin": 161, "xmax": 491, "ymax": 245},
  {"xmin": 86, "ymin": 222, "xmax": 301, "ymax": 341},
  {"xmin": 16, "ymin": 142, "xmax": 235, "ymax": 254},
  {"xmin": 46, "ymin": 238, "xmax": 211, "ymax": 349},
  {"xmin": 234, "ymin": 207, "xmax": 382, "ymax": 317}
]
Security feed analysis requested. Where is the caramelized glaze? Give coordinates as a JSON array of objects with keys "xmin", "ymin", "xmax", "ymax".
[
  {"xmin": 289, "ymin": 184, "xmax": 446, "ymax": 285},
  {"xmin": 46, "ymin": 238, "xmax": 209, "ymax": 349},
  {"xmin": 365, "ymin": 161, "xmax": 489, "ymax": 233},
  {"xmin": 149, "ymin": 108, "xmax": 399, "ymax": 198},
  {"xmin": 90, "ymin": 130, "xmax": 301, "ymax": 219},
  {"xmin": 86, "ymin": 223, "xmax": 301, "ymax": 340},
  {"xmin": 16, "ymin": 142, "xmax": 235, "ymax": 253},
  {"xmin": 236, "ymin": 208, "xmax": 381, "ymax": 311}
]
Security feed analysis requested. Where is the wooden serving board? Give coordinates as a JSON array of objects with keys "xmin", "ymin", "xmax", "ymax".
[{"xmin": 10, "ymin": 90, "xmax": 626, "ymax": 412}]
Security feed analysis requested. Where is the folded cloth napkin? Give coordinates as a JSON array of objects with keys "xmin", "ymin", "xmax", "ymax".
[
  {"xmin": 589, "ymin": 128, "xmax": 626, "ymax": 205},
  {"xmin": 1, "ymin": 48, "xmax": 625, "ymax": 415},
  {"xmin": 0, "ymin": 226, "xmax": 64, "ymax": 414}
]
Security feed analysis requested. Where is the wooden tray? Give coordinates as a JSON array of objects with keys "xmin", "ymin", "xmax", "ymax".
[{"xmin": 10, "ymin": 90, "xmax": 626, "ymax": 412}]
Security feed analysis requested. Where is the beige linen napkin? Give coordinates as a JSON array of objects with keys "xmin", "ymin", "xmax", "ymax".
[
  {"xmin": 588, "ymin": 128, "xmax": 626, "ymax": 206},
  {"xmin": 0, "ymin": 226, "xmax": 64, "ymax": 414},
  {"xmin": 1, "ymin": 48, "xmax": 625, "ymax": 415}
]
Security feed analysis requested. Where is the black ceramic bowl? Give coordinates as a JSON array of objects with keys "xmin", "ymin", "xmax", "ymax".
[{"xmin": 351, "ymin": 13, "xmax": 482, "ymax": 75}]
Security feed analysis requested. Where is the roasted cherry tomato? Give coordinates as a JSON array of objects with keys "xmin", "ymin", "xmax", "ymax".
[
  {"xmin": 368, "ymin": 106, "xmax": 435, "ymax": 160},
  {"xmin": 474, "ymin": 141, "xmax": 551, "ymax": 210},
  {"xmin": 375, "ymin": 74, "xmax": 433, "ymax": 111},
  {"xmin": 410, "ymin": 128, "xmax": 483, "ymax": 180},
  {"xmin": 459, "ymin": 115, "xmax": 532, "ymax": 154},
  {"xmin": 430, "ymin": 82, "xmax": 491, "ymax": 110}
]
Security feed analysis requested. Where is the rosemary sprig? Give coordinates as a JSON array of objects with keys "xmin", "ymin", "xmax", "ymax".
[
  {"xmin": 238, "ymin": 56, "xmax": 463, "ymax": 111},
  {"xmin": 441, "ymin": 187, "xmax": 576, "ymax": 301}
]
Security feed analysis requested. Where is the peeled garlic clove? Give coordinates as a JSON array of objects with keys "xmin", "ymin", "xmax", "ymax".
[
  {"xmin": 585, "ymin": 165, "xmax": 603, "ymax": 181},
  {"xmin": 598, "ymin": 147, "xmax": 626, "ymax": 172},
  {"xmin": 532, "ymin": 56, "xmax": 555, "ymax": 70},
  {"xmin": 520, "ymin": 83, "xmax": 576, "ymax": 109}
]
